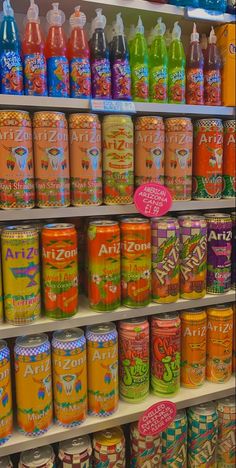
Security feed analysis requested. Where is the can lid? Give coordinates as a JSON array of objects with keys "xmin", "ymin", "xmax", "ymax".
[
  {"xmin": 209, "ymin": 304, "xmax": 232, "ymax": 310},
  {"xmin": 204, "ymin": 213, "xmax": 230, "ymax": 219},
  {"xmin": 43, "ymin": 223, "xmax": 75, "ymax": 230},
  {"xmin": 119, "ymin": 317, "xmax": 148, "ymax": 326},
  {"xmin": 181, "ymin": 308, "xmax": 205, "ymax": 314},
  {"xmin": 121, "ymin": 218, "xmax": 149, "ymax": 224},
  {"xmin": 217, "ymin": 396, "xmax": 236, "ymax": 411},
  {"xmin": 15, "ymin": 334, "xmax": 49, "ymax": 348},
  {"xmin": 151, "ymin": 216, "xmax": 178, "ymax": 223},
  {"xmin": 2, "ymin": 225, "xmax": 36, "ymax": 233},
  {"xmin": 0, "ymin": 340, "xmax": 7, "ymax": 352},
  {"xmin": 178, "ymin": 215, "xmax": 206, "ymax": 221},
  {"xmin": 153, "ymin": 313, "xmax": 180, "ymax": 321},
  {"xmin": 59, "ymin": 436, "xmax": 91, "ymax": 455},
  {"xmin": 52, "ymin": 328, "xmax": 84, "ymax": 343},
  {"xmin": 87, "ymin": 323, "xmax": 116, "ymax": 335},
  {"xmin": 0, "ymin": 456, "xmax": 12, "ymax": 468},
  {"xmin": 190, "ymin": 402, "xmax": 217, "ymax": 416},
  {"xmin": 89, "ymin": 220, "xmax": 118, "ymax": 227},
  {"xmin": 93, "ymin": 427, "xmax": 124, "ymax": 448},
  {"xmin": 19, "ymin": 446, "xmax": 54, "ymax": 467},
  {"xmin": 173, "ymin": 409, "xmax": 187, "ymax": 422}
]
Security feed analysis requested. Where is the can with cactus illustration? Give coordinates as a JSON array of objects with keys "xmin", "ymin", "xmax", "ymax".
[
  {"xmin": 33, "ymin": 112, "xmax": 70, "ymax": 207},
  {"xmin": 59, "ymin": 436, "xmax": 92, "ymax": 467},
  {"xmin": 151, "ymin": 217, "xmax": 180, "ymax": 303},
  {"xmin": 217, "ymin": 397, "xmax": 236, "ymax": 467},
  {"xmin": 69, "ymin": 113, "xmax": 102, "ymax": 206},
  {"xmin": 86, "ymin": 324, "xmax": 118, "ymax": 417},
  {"xmin": 103, "ymin": 115, "xmax": 134, "ymax": 204},
  {"xmin": 14, "ymin": 334, "xmax": 53, "ymax": 436},
  {"xmin": 223, "ymin": 120, "xmax": 236, "ymax": 199},
  {"xmin": 52, "ymin": 329, "xmax": 87, "ymax": 428},
  {"xmin": 162, "ymin": 409, "xmax": 187, "ymax": 467},
  {"xmin": 121, "ymin": 218, "xmax": 151, "ymax": 308},
  {"xmin": 0, "ymin": 341, "xmax": 12, "ymax": 446},
  {"xmin": 87, "ymin": 220, "xmax": 121, "ymax": 311},
  {"xmin": 0, "ymin": 110, "xmax": 35, "ymax": 209},
  {"xmin": 135, "ymin": 116, "xmax": 164, "ymax": 187},
  {"xmin": 165, "ymin": 118, "xmax": 193, "ymax": 201},
  {"xmin": 1, "ymin": 226, "xmax": 40, "ymax": 325},
  {"xmin": 193, "ymin": 119, "xmax": 223, "ymax": 199},
  {"xmin": 187, "ymin": 403, "xmax": 218, "ymax": 467},
  {"xmin": 93, "ymin": 427, "xmax": 125, "ymax": 467}
]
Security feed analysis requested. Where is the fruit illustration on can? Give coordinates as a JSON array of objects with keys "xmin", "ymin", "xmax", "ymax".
[{"xmin": 223, "ymin": 119, "xmax": 236, "ymax": 199}]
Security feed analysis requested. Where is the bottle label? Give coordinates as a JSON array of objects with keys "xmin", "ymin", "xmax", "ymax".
[
  {"xmin": 150, "ymin": 66, "xmax": 168, "ymax": 102},
  {"xmin": 70, "ymin": 57, "xmax": 91, "ymax": 98},
  {"xmin": 112, "ymin": 58, "xmax": 131, "ymax": 100},
  {"xmin": 168, "ymin": 68, "xmax": 185, "ymax": 104},
  {"xmin": 132, "ymin": 65, "xmax": 149, "ymax": 101},
  {"xmin": 204, "ymin": 70, "xmax": 221, "ymax": 105},
  {"xmin": 186, "ymin": 68, "xmax": 204, "ymax": 105},
  {"xmin": 47, "ymin": 56, "xmax": 69, "ymax": 98},
  {"xmin": 24, "ymin": 53, "xmax": 47, "ymax": 96},
  {"xmin": 91, "ymin": 58, "xmax": 111, "ymax": 99},
  {"xmin": 0, "ymin": 51, "xmax": 23, "ymax": 95}
]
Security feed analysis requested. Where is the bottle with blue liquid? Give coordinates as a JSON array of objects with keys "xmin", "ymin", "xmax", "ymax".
[
  {"xmin": 169, "ymin": 0, "xmax": 199, "ymax": 9},
  {"xmin": 0, "ymin": 0, "xmax": 24, "ymax": 95},
  {"xmin": 199, "ymin": 0, "xmax": 227, "ymax": 13}
]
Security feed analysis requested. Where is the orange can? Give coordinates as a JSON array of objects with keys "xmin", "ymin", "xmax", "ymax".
[
  {"xmin": 14, "ymin": 334, "xmax": 53, "ymax": 436},
  {"xmin": 233, "ymin": 303, "xmax": 236, "ymax": 373},
  {"xmin": 207, "ymin": 305, "xmax": 233, "ymax": 383},
  {"xmin": 0, "ymin": 341, "xmax": 13, "ymax": 445},
  {"xmin": 222, "ymin": 119, "xmax": 236, "ymax": 199},
  {"xmin": 181, "ymin": 309, "xmax": 207, "ymax": 388}
]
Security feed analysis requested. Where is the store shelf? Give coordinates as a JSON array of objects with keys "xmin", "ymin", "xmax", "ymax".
[
  {"xmin": 135, "ymin": 102, "xmax": 235, "ymax": 117},
  {"xmin": 0, "ymin": 377, "xmax": 234, "ymax": 457},
  {"xmin": 0, "ymin": 291, "xmax": 234, "ymax": 340}
]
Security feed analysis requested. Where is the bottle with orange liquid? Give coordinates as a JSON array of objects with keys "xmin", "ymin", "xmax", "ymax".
[
  {"xmin": 45, "ymin": 2, "xmax": 69, "ymax": 97},
  {"xmin": 22, "ymin": 0, "xmax": 47, "ymax": 96},
  {"xmin": 68, "ymin": 6, "xmax": 91, "ymax": 99}
]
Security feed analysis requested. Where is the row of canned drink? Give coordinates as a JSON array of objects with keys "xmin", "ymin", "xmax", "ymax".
[
  {"xmin": 0, "ymin": 212, "xmax": 235, "ymax": 323},
  {"xmin": 0, "ymin": 111, "xmax": 235, "ymax": 210},
  {"xmin": 0, "ymin": 305, "xmax": 235, "ymax": 442},
  {"xmin": 0, "ymin": 397, "xmax": 235, "ymax": 467}
]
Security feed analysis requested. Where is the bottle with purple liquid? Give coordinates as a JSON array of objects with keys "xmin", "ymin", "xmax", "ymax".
[
  {"xmin": 110, "ymin": 13, "xmax": 131, "ymax": 101},
  {"xmin": 90, "ymin": 8, "xmax": 111, "ymax": 100}
]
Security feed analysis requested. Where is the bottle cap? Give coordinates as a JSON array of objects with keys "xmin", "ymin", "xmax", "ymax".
[
  {"xmin": 91, "ymin": 8, "xmax": 106, "ymax": 32},
  {"xmin": 46, "ymin": 2, "xmax": 65, "ymax": 27},
  {"xmin": 172, "ymin": 21, "xmax": 181, "ymax": 40},
  {"xmin": 136, "ymin": 16, "xmax": 144, "ymax": 35},
  {"xmin": 114, "ymin": 12, "xmax": 124, "ymax": 36},
  {"xmin": 209, "ymin": 26, "xmax": 217, "ymax": 44},
  {"xmin": 27, "ymin": 0, "xmax": 40, "ymax": 24},
  {"xmin": 154, "ymin": 17, "xmax": 166, "ymax": 37},
  {"xmin": 3, "ymin": 0, "xmax": 14, "ymax": 18},
  {"xmin": 191, "ymin": 23, "xmax": 199, "ymax": 42},
  {"xmin": 69, "ymin": 5, "xmax": 86, "ymax": 29}
]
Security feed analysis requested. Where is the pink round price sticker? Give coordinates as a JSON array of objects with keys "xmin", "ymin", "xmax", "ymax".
[
  {"xmin": 138, "ymin": 401, "xmax": 177, "ymax": 437},
  {"xmin": 134, "ymin": 183, "xmax": 172, "ymax": 218}
]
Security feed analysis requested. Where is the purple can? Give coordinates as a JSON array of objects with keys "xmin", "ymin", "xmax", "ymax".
[
  {"xmin": 232, "ymin": 212, "xmax": 236, "ymax": 289},
  {"xmin": 205, "ymin": 213, "xmax": 232, "ymax": 294}
]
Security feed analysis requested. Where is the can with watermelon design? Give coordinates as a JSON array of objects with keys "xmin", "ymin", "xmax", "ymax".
[
  {"xmin": 232, "ymin": 212, "xmax": 236, "ymax": 289},
  {"xmin": 217, "ymin": 396, "xmax": 236, "ymax": 467},
  {"xmin": 193, "ymin": 119, "xmax": 223, "ymax": 199},
  {"xmin": 151, "ymin": 217, "xmax": 179, "ymax": 303},
  {"xmin": 187, "ymin": 403, "xmax": 218, "ymax": 467},
  {"xmin": 130, "ymin": 421, "xmax": 162, "ymax": 467},
  {"xmin": 223, "ymin": 120, "xmax": 236, "ymax": 199},
  {"xmin": 162, "ymin": 409, "xmax": 187, "ymax": 467}
]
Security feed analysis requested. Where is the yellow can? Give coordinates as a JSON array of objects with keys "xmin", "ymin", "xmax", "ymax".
[
  {"xmin": 52, "ymin": 328, "xmax": 87, "ymax": 427},
  {"xmin": 0, "ymin": 341, "xmax": 13, "ymax": 445},
  {"xmin": 14, "ymin": 334, "xmax": 53, "ymax": 436},
  {"xmin": 1, "ymin": 226, "xmax": 40, "ymax": 325},
  {"xmin": 93, "ymin": 427, "xmax": 126, "ymax": 467}
]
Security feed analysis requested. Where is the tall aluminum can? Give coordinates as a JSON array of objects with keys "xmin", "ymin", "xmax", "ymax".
[
  {"xmin": 58, "ymin": 436, "xmax": 92, "ymax": 467},
  {"xmin": 93, "ymin": 427, "xmax": 125, "ymax": 467},
  {"xmin": 0, "ymin": 341, "xmax": 12, "ymax": 446},
  {"xmin": 162, "ymin": 409, "xmax": 187, "ymax": 467},
  {"xmin": 217, "ymin": 396, "xmax": 236, "ymax": 467},
  {"xmin": 0, "ymin": 457, "xmax": 12, "ymax": 467},
  {"xmin": 223, "ymin": 120, "xmax": 236, "ymax": 198},
  {"xmin": 130, "ymin": 421, "xmax": 162, "ymax": 467},
  {"xmin": 231, "ymin": 212, "xmax": 236, "ymax": 289},
  {"xmin": 187, "ymin": 403, "xmax": 218, "ymax": 467}
]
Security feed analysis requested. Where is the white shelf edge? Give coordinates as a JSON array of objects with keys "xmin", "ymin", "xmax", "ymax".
[
  {"xmin": 0, "ymin": 377, "xmax": 235, "ymax": 457},
  {"xmin": 0, "ymin": 291, "xmax": 235, "ymax": 339}
]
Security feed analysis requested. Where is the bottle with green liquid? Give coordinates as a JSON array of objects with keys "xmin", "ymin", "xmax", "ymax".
[
  {"xmin": 168, "ymin": 21, "xmax": 186, "ymax": 104},
  {"xmin": 130, "ymin": 16, "xmax": 149, "ymax": 102},
  {"xmin": 150, "ymin": 18, "xmax": 168, "ymax": 103}
]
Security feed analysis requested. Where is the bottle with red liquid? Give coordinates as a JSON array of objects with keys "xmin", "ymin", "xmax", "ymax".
[
  {"xmin": 68, "ymin": 6, "xmax": 91, "ymax": 99},
  {"xmin": 23, "ymin": 0, "xmax": 47, "ymax": 96},
  {"xmin": 45, "ymin": 2, "xmax": 69, "ymax": 98},
  {"xmin": 186, "ymin": 23, "xmax": 204, "ymax": 105},
  {"xmin": 204, "ymin": 27, "xmax": 222, "ymax": 106},
  {"xmin": 90, "ymin": 8, "xmax": 111, "ymax": 100}
]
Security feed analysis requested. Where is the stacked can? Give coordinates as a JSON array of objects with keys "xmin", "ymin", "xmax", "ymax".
[
  {"xmin": 179, "ymin": 215, "xmax": 207, "ymax": 299},
  {"xmin": 52, "ymin": 329, "xmax": 87, "ymax": 427},
  {"xmin": 19, "ymin": 446, "xmax": 55, "ymax": 468},
  {"xmin": 232, "ymin": 212, "xmax": 236, "ymax": 289},
  {"xmin": 1, "ymin": 226, "xmax": 40, "ymax": 325},
  {"xmin": 134, "ymin": 116, "xmax": 165, "ymax": 187},
  {"xmin": 33, "ymin": 112, "xmax": 70, "ymax": 207},
  {"xmin": 207, "ymin": 305, "xmax": 233, "ymax": 383},
  {"xmin": 223, "ymin": 120, "xmax": 236, "ymax": 198},
  {"xmin": 86, "ymin": 323, "xmax": 118, "ymax": 416},
  {"xmin": 193, "ymin": 119, "xmax": 223, "ymax": 199},
  {"xmin": 42, "ymin": 223, "xmax": 78, "ymax": 319},
  {"xmin": 151, "ymin": 314, "xmax": 181, "ymax": 396},
  {"xmin": 0, "ymin": 257, "xmax": 3, "ymax": 323},
  {"xmin": 58, "ymin": 436, "xmax": 92, "ymax": 467},
  {"xmin": 130, "ymin": 422, "xmax": 162, "ymax": 467},
  {"xmin": 119, "ymin": 318, "xmax": 149, "ymax": 402},
  {"xmin": 0, "ymin": 457, "xmax": 12, "ymax": 467},
  {"xmin": 102, "ymin": 115, "xmax": 134, "ymax": 205},
  {"xmin": 151, "ymin": 217, "xmax": 180, "ymax": 303},
  {"xmin": 0, "ymin": 110, "xmax": 35, "ymax": 209},
  {"xmin": 0, "ymin": 341, "xmax": 12, "ymax": 446},
  {"xmin": 217, "ymin": 397, "xmax": 236, "ymax": 467},
  {"xmin": 187, "ymin": 403, "xmax": 218, "ymax": 466},
  {"xmin": 69, "ymin": 114, "xmax": 102, "ymax": 206},
  {"xmin": 233, "ymin": 303, "xmax": 236, "ymax": 373},
  {"xmin": 121, "ymin": 218, "xmax": 151, "ymax": 308},
  {"xmin": 165, "ymin": 118, "xmax": 193, "ymax": 201},
  {"xmin": 205, "ymin": 213, "xmax": 232, "ymax": 294},
  {"xmin": 14, "ymin": 334, "xmax": 53, "ymax": 436},
  {"xmin": 162, "ymin": 409, "xmax": 188, "ymax": 467},
  {"xmin": 93, "ymin": 427, "xmax": 125, "ymax": 467}
]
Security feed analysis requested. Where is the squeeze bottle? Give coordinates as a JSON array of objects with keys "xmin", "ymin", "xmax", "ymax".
[
  {"xmin": 90, "ymin": 8, "xmax": 111, "ymax": 100},
  {"xmin": 168, "ymin": 22, "xmax": 186, "ymax": 104},
  {"xmin": 0, "ymin": 0, "xmax": 23, "ymax": 94},
  {"xmin": 45, "ymin": 2, "xmax": 69, "ymax": 98},
  {"xmin": 149, "ymin": 18, "xmax": 168, "ymax": 103},
  {"xmin": 130, "ymin": 16, "xmax": 149, "ymax": 102},
  {"xmin": 110, "ymin": 13, "xmax": 131, "ymax": 100},
  {"xmin": 204, "ymin": 27, "xmax": 222, "ymax": 106},
  {"xmin": 68, "ymin": 6, "xmax": 91, "ymax": 99},
  {"xmin": 186, "ymin": 23, "xmax": 204, "ymax": 105},
  {"xmin": 23, "ymin": 0, "xmax": 47, "ymax": 96}
]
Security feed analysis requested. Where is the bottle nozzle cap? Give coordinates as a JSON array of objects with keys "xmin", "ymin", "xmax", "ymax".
[
  {"xmin": 91, "ymin": 8, "xmax": 106, "ymax": 31},
  {"xmin": 191, "ymin": 23, "xmax": 199, "ymax": 42},
  {"xmin": 114, "ymin": 12, "xmax": 124, "ymax": 36},
  {"xmin": 3, "ymin": 0, "xmax": 14, "ymax": 18},
  {"xmin": 172, "ymin": 21, "xmax": 181, "ymax": 40},
  {"xmin": 154, "ymin": 17, "xmax": 166, "ymax": 37},
  {"xmin": 69, "ymin": 5, "xmax": 86, "ymax": 29},
  {"xmin": 136, "ymin": 16, "xmax": 144, "ymax": 34},
  {"xmin": 46, "ymin": 2, "xmax": 65, "ymax": 27},
  {"xmin": 209, "ymin": 26, "xmax": 217, "ymax": 44},
  {"xmin": 27, "ymin": 0, "xmax": 40, "ymax": 23}
]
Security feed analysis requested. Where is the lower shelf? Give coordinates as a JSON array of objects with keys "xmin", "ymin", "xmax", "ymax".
[{"xmin": 1, "ymin": 377, "xmax": 235, "ymax": 457}]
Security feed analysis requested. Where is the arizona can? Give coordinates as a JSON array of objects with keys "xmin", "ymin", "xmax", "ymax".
[
  {"xmin": 223, "ymin": 120, "xmax": 236, "ymax": 198},
  {"xmin": 19, "ymin": 446, "xmax": 55, "ymax": 468},
  {"xmin": 1, "ymin": 226, "xmax": 40, "ymax": 325},
  {"xmin": 0, "ymin": 456, "xmax": 12, "ymax": 467},
  {"xmin": 162, "ymin": 409, "xmax": 187, "ymax": 467},
  {"xmin": 14, "ymin": 334, "xmax": 53, "ymax": 436},
  {"xmin": 187, "ymin": 403, "xmax": 218, "ymax": 467},
  {"xmin": 93, "ymin": 427, "xmax": 125, "ymax": 467},
  {"xmin": 231, "ymin": 212, "xmax": 236, "ymax": 289},
  {"xmin": 59, "ymin": 436, "xmax": 92, "ymax": 467},
  {"xmin": 0, "ymin": 341, "xmax": 12, "ymax": 446},
  {"xmin": 130, "ymin": 421, "xmax": 162, "ymax": 467},
  {"xmin": 217, "ymin": 396, "xmax": 236, "ymax": 467}
]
